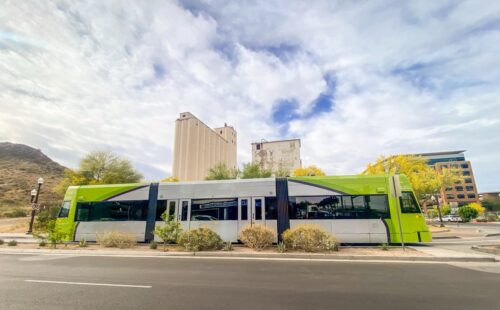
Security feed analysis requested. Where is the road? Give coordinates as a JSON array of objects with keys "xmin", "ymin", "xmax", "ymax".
[{"xmin": 0, "ymin": 254, "xmax": 499, "ymax": 310}]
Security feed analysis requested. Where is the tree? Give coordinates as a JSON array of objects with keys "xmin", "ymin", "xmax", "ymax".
[
  {"xmin": 458, "ymin": 206, "xmax": 478, "ymax": 222},
  {"xmin": 161, "ymin": 176, "xmax": 179, "ymax": 182},
  {"xmin": 274, "ymin": 164, "xmax": 290, "ymax": 178},
  {"xmin": 54, "ymin": 151, "xmax": 143, "ymax": 195},
  {"xmin": 292, "ymin": 165, "xmax": 326, "ymax": 177},
  {"xmin": 467, "ymin": 202, "xmax": 485, "ymax": 215},
  {"xmin": 482, "ymin": 199, "xmax": 500, "ymax": 212},
  {"xmin": 441, "ymin": 205, "xmax": 451, "ymax": 216},
  {"xmin": 205, "ymin": 163, "xmax": 239, "ymax": 180},
  {"xmin": 241, "ymin": 162, "xmax": 272, "ymax": 179}
]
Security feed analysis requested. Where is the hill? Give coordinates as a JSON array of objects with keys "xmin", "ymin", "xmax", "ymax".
[{"xmin": 0, "ymin": 142, "xmax": 67, "ymax": 217}]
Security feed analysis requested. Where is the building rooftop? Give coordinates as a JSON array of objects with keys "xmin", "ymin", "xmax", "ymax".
[
  {"xmin": 414, "ymin": 150, "xmax": 466, "ymax": 157},
  {"xmin": 251, "ymin": 138, "xmax": 301, "ymax": 145}
]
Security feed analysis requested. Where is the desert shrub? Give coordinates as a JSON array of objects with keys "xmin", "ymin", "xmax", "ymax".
[
  {"xmin": 380, "ymin": 243, "xmax": 389, "ymax": 251},
  {"xmin": 282, "ymin": 225, "xmax": 339, "ymax": 252},
  {"xmin": 39, "ymin": 240, "xmax": 47, "ymax": 247},
  {"xmin": 177, "ymin": 227, "xmax": 223, "ymax": 251},
  {"xmin": 8, "ymin": 240, "xmax": 17, "ymax": 246},
  {"xmin": 0, "ymin": 239, "xmax": 4, "ymax": 245},
  {"xmin": 154, "ymin": 214, "xmax": 182, "ymax": 251},
  {"xmin": 149, "ymin": 241, "xmax": 158, "ymax": 250},
  {"xmin": 277, "ymin": 241, "xmax": 287, "ymax": 253},
  {"xmin": 223, "ymin": 241, "xmax": 233, "ymax": 251},
  {"xmin": 4, "ymin": 208, "xmax": 28, "ymax": 218},
  {"xmin": 96, "ymin": 231, "xmax": 136, "ymax": 249},
  {"xmin": 34, "ymin": 210, "xmax": 51, "ymax": 232},
  {"xmin": 487, "ymin": 214, "xmax": 498, "ymax": 222},
  {"xmin": 79, "ymin": 238, "xmax": 88, "ymax": 247},
  {"xmin": 238, "ymin": 224, "xmax": 275, "ymax": 250}
]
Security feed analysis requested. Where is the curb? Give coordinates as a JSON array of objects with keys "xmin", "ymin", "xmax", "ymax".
[
  {"xmin": 0, "ymin": 248, "xmax": 495, "ymax": 263},
  {"xmin": 485, "ymin": 233, "xmax": 500, "ymax": 237}
]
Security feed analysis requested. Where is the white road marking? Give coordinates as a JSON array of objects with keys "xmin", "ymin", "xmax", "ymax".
[{"xmin": 24, "ymin": 279, "xmax": 151, "ymax": 288}]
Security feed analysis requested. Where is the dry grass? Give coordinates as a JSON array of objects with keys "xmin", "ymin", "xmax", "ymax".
[
  {"xmin": 0, "ymin": 218, "xmax": 29, "ymax": 233},
  {"xmin": 96, "ymin": 231, "xmax": 137, "ymax": 249}
]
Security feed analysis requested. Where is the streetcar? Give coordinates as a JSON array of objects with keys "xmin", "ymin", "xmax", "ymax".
[{"xmin": 55, "ymin": 175, "xmax": 432, "ymax": 244}]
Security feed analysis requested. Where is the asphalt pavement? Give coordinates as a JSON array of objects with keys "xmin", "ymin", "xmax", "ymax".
[{"xmin": 0, "ymin": 254, "xmax": 498, "ymax": 310}]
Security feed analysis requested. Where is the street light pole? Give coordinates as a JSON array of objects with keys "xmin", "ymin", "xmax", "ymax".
[{"xmin": 27, "ymin": 177, "xmax": 44, "ymax": 234}]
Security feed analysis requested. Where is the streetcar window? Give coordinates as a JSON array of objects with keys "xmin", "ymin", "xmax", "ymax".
[
  {"xmin": 58, "ymin": 201, "xmax": 71, "ymax": 218},
  {"xmin": 255, "ymin": 199, "xmax": 262, "ymax": 220},
  {"xmin": 241, "ymin": 199, "xmax": 248, "ymax": 220},
  {"xmin": 190, "ymin": 198, "xmax": 237, "ymax": 221},
  {"xmin": 265, "ymin": 197, "xmax": 277, "ymax": 220},
  {"xmin": 156, "ymin": 200, "xmax": 167, "ymax": 221},
  {"xmin": 288, "ymin": 195, "xmax": 390, "ymax": 219},
  {"xmin": 181, "ymin": 201, "xmax": 188, "ymax": 221},
  {"xmin": 400, "ymin": 192, "xmax": 421, "ymax": 213},
  {"xmin": 75, "ymin": 200, "xmax": 148, "ymax": 221}
]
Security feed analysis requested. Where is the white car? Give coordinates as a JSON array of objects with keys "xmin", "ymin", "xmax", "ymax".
[{"xmin": 441, "ymin": 215, "xmax": 462, "ymax": 222}]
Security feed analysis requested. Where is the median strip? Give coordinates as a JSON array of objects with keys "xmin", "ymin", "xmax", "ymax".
[{"xmin": 24, "ymin": 279, "xmax": 151, "ymax": 288}]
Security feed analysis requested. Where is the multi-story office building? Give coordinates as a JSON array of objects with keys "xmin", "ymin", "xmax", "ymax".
[
  {"xmin": 172, "ymin": 112, "xmax": 237, "ymax": 181},
  {"xmin": 251, "ymin": 139, "xmax": 302, "ymax": 175},
  {"xmin": 417, "ymin": 150, "xmax": 479, "ymax": 207}
]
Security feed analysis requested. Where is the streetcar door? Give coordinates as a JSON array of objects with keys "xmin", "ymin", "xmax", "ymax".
[
  {"xmin": 238, "ymin": 197, "xmax": 251, "ymax": 233},
  {"xmin": 178, "ymin": 199, "xmax": 190, "ymax": 231},
  {"xmin": 165, "ymin": 200, "xmax": 178, "ymax": 221},
  {"xmin": 251, "ymin": 197, "xmax": 265, "ymax": 227}
]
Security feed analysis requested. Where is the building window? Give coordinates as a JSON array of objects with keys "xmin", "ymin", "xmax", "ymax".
[
  {"xmin": 464, "ymin": 178, "xmax": 472, "ymax": 184},
  {"xmin": 455, "ymin": 186, "xmax": 464, "ymax": 191},
  {"xmin": 445, "ymin": 187, "xmax": 453, "ymax": 192},
  {"xmin": 462, "ymin": 171, "xmax": 471, "ymax": 176},
  {"xmin": 446, "ymin": 195, "xmax": 455, "ymax": 200},
  {"xmin": 75, "ymin": 200, "xmax": 148, "ymax": 221},
  {"xmin": 457, "ymin": 194, "xmax": 465, "ymax": 199},
  {"xmin": 256, "ymin": 144, "xmax": 261, "ymax": 150},
  {"xmin": 465, "ymin": 186, "xmax": 474, "ymax": 191},
  {"xmin": 461, "ymin": 164, "xmax": 469, "ymax": 169},
  {"xmin": 467, "ymin": 194, "xmax": 476, "ymax": 199},
  {"xmin": 441, "ymin": 164, "xmax": 449, "ymax": 168},
  {"xmin": 190, "ymin": 198, "xmax": 238, "ymax": 221}
]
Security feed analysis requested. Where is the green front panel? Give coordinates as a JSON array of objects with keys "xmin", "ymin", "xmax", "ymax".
[{"xmin": 55, "ymin": 183, "xmax": 147, "ymax": 241}]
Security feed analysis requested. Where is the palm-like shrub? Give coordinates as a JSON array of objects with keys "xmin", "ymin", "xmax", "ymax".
[
  {"xmin": 238, "ymin": 224, "xmax": 275, "ymax": 250},
  {"xmin": 282, "ymin": 225, "xmax": 339, "ymax": 252}
]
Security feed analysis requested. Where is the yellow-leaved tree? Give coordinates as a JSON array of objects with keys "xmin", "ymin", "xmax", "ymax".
[
  {"xmin": 467, "ymin": 202, "xmax": 485, "ymax": 215},
  {"xmin": 362, "ymin": 155, "xmax": 462, "ymax": 222},
  {"xmin": 161, "ymin": 176, "xmax": 179, "ymax": 182},
  {"xmin": 292, "ymin": 165, "xmax": 326, "ymax": 177}
]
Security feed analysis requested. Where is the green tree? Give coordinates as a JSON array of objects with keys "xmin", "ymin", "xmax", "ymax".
[
  {"xmin": 441, "ymin": 205, "xmax": 451, "ymax": 216},
  {"xmin": 274, "ymin": 164, "xmax": 290, "ymax": 177},
  {"xmin": 241, "ymin": 162, "xmax": 272, "ymax": 179},
  {"xmin": 205, "ymin": 163, "xmax": 239, "ymax": 180},
  {"xmin": 54, "ymin": 151, "xmax": 143, "ymax": 195},
  {"xmin": 482, "ymin": 199, "xmax": 500, "ymax": 212},
  {"xmin": 458, "ymin": 206, "xmax": 478, "ymax": 222}
]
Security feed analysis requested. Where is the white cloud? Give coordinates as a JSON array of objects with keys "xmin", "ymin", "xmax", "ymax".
[{"xmin": 1, "ymin": 0, "xmax": 499, "ymax": 191}]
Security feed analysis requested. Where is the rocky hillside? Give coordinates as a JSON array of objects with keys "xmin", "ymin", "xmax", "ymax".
[{"xmin": 0, "ymin": 142, "xmax": 67, "ymax": 216}]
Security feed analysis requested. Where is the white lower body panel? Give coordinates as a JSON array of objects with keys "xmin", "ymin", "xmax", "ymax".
[
  {"xmin": 74, "ymin": 221, "xmax": 146, "ymax": 242},
  {"xmin": 289, "ymin": 219, "xmax": 388, "ymax": 243}
]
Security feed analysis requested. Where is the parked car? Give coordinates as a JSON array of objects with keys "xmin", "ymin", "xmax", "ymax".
[{"xmin": 441, "ymin": 215, "xmax": 462, "ymax": 222}]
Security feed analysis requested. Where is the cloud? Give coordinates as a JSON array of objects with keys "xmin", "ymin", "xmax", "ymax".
[{"xmin": 1, "ymin": 0, "xmax": 499, "ymax": 191}]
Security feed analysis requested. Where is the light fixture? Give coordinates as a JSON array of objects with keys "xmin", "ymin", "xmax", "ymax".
[
  {"xmin": 37, "ymin": 177, "xmax": 44, "ymax": 185},
  {"xmin": 31, "ymin": 189, "xmax": 37, "ymax": 197}
]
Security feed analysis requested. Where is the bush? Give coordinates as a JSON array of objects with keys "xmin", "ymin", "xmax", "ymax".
[
  {"xmin": 149, "ymin": 241, "xmax": 158, "ymax": 250},
  {"xmin": 34, "ymin": 210, "xmax": 51, "ymax": 233},
  {"xmin": 487, "ymin": 214, "xmax": 498, "ymax": 222},
  {"xmin": 96, "ymin": 231, "xmax": 136, "ymax": 249},
  {"xmin": 0, "ymin": 239, "xmax": 4, "ymax": 245},
  {"xmin": 177, "ymin": 227, "xmax": 223, "ymax": 251},
  {"xmin": 458, "ymin": 206, "xmax": 479, "ymax": 223},
  {"xmin": 282, "ymin": 225, "xmax": 339, "ymax": 252},
  {"xmin": 441, "ymin": 205, "xmax": 451, "ymax": 216},
  {"xmin": 238, "ymin": 225, "xmax": 275, "ymax": 250},
  {"xmin": 223, "ymin": 241, "xmax": 233, "ymax": 251},
  {"xmin": 154, "ymin": 214, "xmax": 183, "ymax": 251},
  {"xmin": 34, "ymin": 220, "xmax": 68, "ymax": 249},
  {"xmin": 79, "ymin": 238, "xmax": 88, "ymax": 247},
  {"xmin": 4, "ymin": 208, "xmax": 28, "ymax": 218},
  {"xmin": 277, "ymin": 241, "xmax": 286, "ymax": 253},
  {"xmin": 39, "ymin": 240, "xmax": 47, "ymax": 247},
  {"xmin": 8, "ymin": 240, "xmax": 17, "ymax": 246}
]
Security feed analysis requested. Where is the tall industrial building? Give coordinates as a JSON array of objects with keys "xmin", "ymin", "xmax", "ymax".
[
  {"xmin": 251, "ymin": 139, "xmax": 302, "ymax": 175},
  {"xmin": 172, "ymin": 112, "xmax": 237, "ymax": 181},
  {"xmin": 417, "ymin": 150, "xmax": 479, "ymax": 207}
]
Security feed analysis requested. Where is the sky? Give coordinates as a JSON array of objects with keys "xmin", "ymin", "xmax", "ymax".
[{"xmin": 1, "ymin": 0, "xmax": 499, "ymax": 191}]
